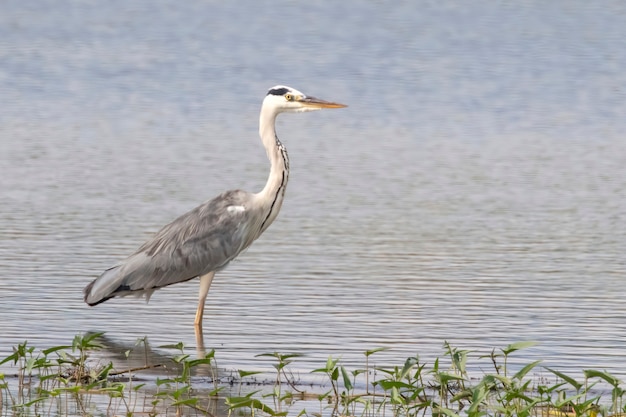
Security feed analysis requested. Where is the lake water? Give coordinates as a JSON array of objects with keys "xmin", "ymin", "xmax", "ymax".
[{"xmin": 1, "ymin": 0, "xmax": 625, "ymax": 385}]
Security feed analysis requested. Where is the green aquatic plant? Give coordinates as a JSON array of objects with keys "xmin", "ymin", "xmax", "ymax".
[{"xmin": 0, "ymin": 334, "xmax": 622, "ymax": 417}]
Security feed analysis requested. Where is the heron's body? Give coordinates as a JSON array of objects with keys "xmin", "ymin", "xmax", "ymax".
[{"xmin": 83, "ymin": 85, "xmax": 345, "ymax": 328}]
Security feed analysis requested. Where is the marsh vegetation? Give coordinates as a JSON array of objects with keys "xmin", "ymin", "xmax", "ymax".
[{"xmin": 0, "ymin": 334, "xmax": 622, "ymax": 417}]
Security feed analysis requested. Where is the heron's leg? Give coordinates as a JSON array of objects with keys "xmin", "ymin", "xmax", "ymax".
[
  {"xmin": 195, "ymin": 271, "xmax": 215, "ymax": 327},
  {"xmin": 195, "ymin": 326, "xmax": 206, "ymax": 356}
]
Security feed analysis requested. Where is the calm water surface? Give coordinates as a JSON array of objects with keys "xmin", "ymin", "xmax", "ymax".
[{"xmin": 1, "ymin": 0, "xmax": 625, "ymax": 381}]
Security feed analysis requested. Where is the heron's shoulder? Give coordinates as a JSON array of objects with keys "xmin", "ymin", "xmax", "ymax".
[
  {"xmin": 136, "ymin": 190, "xmax": 255, "ymax": 257},
  {"xmin": 208, "ymin": 189, "xmax": 251, "ymax": 205},
  {"xmin": 200, "ymin": 189, "xmax": 254, "ymax": 214}
]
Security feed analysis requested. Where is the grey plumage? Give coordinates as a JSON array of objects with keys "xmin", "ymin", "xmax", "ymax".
[
  {"xmin": 84, "ymin": 190, "xmax": 255, "ymax": 305},
  {"xmin": 83, "ymin": 85, "xmax": 346, "ymax": 328}
]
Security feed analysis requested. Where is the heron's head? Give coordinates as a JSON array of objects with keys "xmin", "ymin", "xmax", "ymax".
[{"xmin": 263, "ymin": 85, "xmax": 347, "ymax": 114}]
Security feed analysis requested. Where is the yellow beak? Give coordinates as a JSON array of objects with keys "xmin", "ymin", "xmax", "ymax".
[{"xmin": 299, "ymin": 96, "xmax": 348, "ymax": 109}]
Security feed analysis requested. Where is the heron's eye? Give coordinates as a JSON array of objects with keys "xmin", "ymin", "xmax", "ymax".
[{"xmin": 284, "ymin": 93, "xmax": 293, "ymax": 101}]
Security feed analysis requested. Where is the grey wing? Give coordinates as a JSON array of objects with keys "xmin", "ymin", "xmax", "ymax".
[{"xmin": 84, "ymin": 190, "xmax": 258, "ymax": 305}]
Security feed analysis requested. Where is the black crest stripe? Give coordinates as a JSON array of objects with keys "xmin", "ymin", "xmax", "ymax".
[{"xmin": 267, "ymin": 87, "xmax": 290, "ymax": 96}]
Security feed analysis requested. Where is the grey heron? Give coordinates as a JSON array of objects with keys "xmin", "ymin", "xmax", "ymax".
[{"xmin": 84, "ymin": 85, "xmax": 346, "ymax": 331}]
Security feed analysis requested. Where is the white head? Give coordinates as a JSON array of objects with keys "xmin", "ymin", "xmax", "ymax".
[{"xmin": 262, "ymin": 85, "xmax": 347, "ymax": 114}]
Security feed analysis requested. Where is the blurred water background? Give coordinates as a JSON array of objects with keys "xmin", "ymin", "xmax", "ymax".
[{"xmin": 1, "ymin": 0, "xmax": 625, "ymax": 380}]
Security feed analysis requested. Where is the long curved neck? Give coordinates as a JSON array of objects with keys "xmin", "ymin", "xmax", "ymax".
[{"xmin": 256, "ymin": 106, "xmax": 290, "ymax": 233}]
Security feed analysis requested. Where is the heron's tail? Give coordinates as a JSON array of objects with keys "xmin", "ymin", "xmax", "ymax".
[
  {"xmin": 84, "ymin": 265, "xmax": 124, "ymax": 306},
  {"xmin": 84, "ymin": 253, "xmax": 164, "ymax": 306}
]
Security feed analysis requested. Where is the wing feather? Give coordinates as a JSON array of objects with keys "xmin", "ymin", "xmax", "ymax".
[{"xmin": 84, "ymin": 190, "xmax": 257, "ymax": 305}]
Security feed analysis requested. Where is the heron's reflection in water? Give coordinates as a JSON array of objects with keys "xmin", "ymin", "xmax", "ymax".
[
  {"xmin": 86, "ymin": 332, "xmax": 221, "ymax": 381},
  {"xmin": 81, "ymin": 332, "xmax": 231, "ymax": 415}
]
